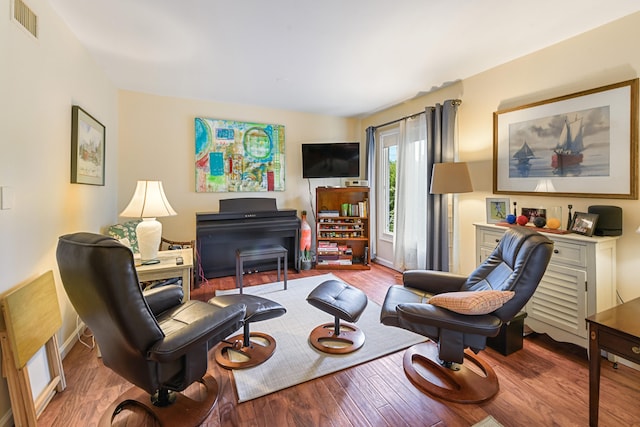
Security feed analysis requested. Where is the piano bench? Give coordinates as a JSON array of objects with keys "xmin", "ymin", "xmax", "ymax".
[{"xmin": 236, "ymin": 245, "xmax": 288, "ymax": 294}]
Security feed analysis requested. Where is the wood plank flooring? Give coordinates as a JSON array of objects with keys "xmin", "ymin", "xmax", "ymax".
[{"xmin": 38, "ymin": 264, "xmax": 640, "ymax": 426}]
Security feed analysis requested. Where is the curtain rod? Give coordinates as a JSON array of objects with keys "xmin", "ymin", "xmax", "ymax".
[{"xmin": 373, "ymin": 99, "xmax": 462, "ymax": 130}]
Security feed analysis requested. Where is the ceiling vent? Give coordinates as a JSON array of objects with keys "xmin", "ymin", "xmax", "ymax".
[{"xmin": 12, "ymin": 0, "xmax": 38, "ymax": 38}]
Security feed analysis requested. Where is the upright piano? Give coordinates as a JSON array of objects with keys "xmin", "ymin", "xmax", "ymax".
[{"xmin": 196, "ymin": 198, "xmax": 301, "ymax": 282}]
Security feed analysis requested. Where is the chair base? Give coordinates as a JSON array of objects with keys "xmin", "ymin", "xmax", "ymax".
[
  {"xmin": 403, "ymin": 342, "xmax": 499, "ymax": 403},
  {"xmin": 309, "ymin": 322, "xmax": 365, "ymax": 354},
  {"xmin": 214, "ymin": 332, "xmax": 277, "ymax": 369},
  {"xmin": 99, "ymin": 373, "xmax": 218, "ymax": 427}
]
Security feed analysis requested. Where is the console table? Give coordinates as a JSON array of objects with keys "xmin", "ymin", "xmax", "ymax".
[
  {"xmin": 135, "ymin": 248, "xmax": 193, "ymax": 301},
  {"xmin": 475, "ymin": 223, "xmax": 618, "ymax": 349},
  {"xmin": 586, "ymin": 298, "xmax": 640, "ymax": 426}
]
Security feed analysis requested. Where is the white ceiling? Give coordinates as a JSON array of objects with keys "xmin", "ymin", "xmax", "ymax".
[{"xmin": 48, "ymin": 0, "xmax": 640, "ymax": 118}]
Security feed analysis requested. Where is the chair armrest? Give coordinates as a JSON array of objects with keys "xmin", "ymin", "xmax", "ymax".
[
  {"xmin": 402, "ymin": 270, "xmax": 467, "ymax": 294},
  {"xmin": 148, "ymin": 301, "xmax": 245, "ymax": 362},
  {"xmin": 396, "ymin": 302, "xmax": 502, "ymax": 337},
  {"xmin": 143, "ymin": 285, "xmax": 184, "ymax": 316}
]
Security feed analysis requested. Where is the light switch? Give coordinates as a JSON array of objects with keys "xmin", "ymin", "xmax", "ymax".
[{"xmin": 1, "ymin": 186, "xmax": 15, "ymax": 210}]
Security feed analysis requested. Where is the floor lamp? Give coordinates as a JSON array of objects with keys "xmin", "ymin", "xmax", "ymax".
[
  {"xmin": 429, "ymin": 162, "xmax": 473, "ymax": 195},
  {"xmin": 429, "ymin": 162, "xmax": 473, "ymax": 272},
  {"xmin": 120, "ymin": 181, "xmax": 177, "ymax": 262}
]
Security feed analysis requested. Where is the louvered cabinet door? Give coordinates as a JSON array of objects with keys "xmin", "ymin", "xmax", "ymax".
[{"xmin": 525, "ymin": 263, "xmax": 588, "ymax": 339}]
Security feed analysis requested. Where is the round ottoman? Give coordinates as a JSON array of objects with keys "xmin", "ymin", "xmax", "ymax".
[
  {"xmin": 208, "ymin": 294, "xmax": 286, "ymax": 369},
  {"xmin": 306, "ymin": 279, "xmax": 368, "ymax": 354}
]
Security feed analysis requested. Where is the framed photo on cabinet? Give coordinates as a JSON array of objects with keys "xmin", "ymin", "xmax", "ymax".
[{"xmin": 486, "ymin": 198, "xmax": 510, "ymax": 224}]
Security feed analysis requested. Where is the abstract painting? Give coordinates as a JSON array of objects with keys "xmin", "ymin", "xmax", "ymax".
[{"xmin": 195, "ymin": 118, "xmax": 285, "ymax": 192}]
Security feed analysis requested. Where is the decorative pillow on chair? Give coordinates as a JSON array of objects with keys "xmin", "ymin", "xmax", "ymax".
[
  {"xmin": 428, "ymin": 290, "xmax": 515, "ymax": 315},
  {"xmin": 107, "ymin": 220, "xmax": 142, "ymax": 253}
]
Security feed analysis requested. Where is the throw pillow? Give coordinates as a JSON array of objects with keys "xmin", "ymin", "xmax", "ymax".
[
  {"xmin": 107, "ymin": 220, "xmax": 142, "ymax": 253},
  {"xmin": 428, "ymin": 290, "xmax": 515, "ymax": 315}
]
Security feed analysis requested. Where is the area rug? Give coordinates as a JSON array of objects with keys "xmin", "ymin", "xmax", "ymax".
[
  {"xmin": 215, "ymin": 273, "xmax": 424, "ymax": 402},
  {"xmin": 473, "ymin": 415, "xmax": 504, "ymax": 427}
]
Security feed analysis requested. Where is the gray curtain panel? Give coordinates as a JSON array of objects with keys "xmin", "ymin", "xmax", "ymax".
[{"xmin": 425, "ymin": 99, "xmax": 460, "ymax": 271}]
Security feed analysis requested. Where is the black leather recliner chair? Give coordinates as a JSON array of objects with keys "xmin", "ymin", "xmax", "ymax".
[
  {"xmin": 381, "ymin": 226, "xmax": 553, "ymax": 403},
  {"xmin": 56, "ymin": 232, "xmax": 246, "ymax": 426}
]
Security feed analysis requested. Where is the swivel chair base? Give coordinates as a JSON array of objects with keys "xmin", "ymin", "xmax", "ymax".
[
  {"xmin": 403, "ymin": 342, "xmax": 499, "ymax": 404},
  {"xmin": 214, "ymin": 331, "xmax": 277, "ymax": 369},
  {"xmin": 309, "ymin": 321, "xmax": 365, "ymax": 354},
  {"xmin": 99, "ymin": 373, "xmax": 219, "ymax": 427}
]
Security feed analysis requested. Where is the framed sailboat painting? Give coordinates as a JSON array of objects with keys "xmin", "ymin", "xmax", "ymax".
[{"xmin": 493, "ymin": 79, "xmax": 638, "ymax": 199}]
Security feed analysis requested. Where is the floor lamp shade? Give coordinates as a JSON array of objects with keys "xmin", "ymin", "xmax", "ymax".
[
  {"xmin": 430, "ymin": 162, "xmax": 473, "ymax": 194},
  {"xmin": 119, "ymin": 181, "xmax": 177, "ymax": 261}
]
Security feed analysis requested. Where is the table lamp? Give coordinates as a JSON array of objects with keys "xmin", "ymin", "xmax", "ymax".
[
  {"xmin": 120, "ymin": 181, "xmax": 177, "ymax": 262},
  {"xmin": 429, "ymin": 162, "xmax": 473, "ymax": 194}
]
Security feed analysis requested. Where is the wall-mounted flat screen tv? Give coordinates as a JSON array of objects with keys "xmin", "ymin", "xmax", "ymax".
[{"xmin": 301, "ymin": 142, "xmax": 360, "ymax": 178}]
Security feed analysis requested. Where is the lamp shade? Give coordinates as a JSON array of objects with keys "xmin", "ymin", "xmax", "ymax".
[
  {"xmin": 120, "ymin": 181, "xmax": 177, "ymax": 218},
  {"xmin": 120, "ymin": 181, "xmax": 176, "ymax": 261},
  {"xmin": 429, "ymin": 162, "xmax": 473, "ymax": 194},
  {"xmin": 534, "ymin": 179, "xmax": 556, "ymax": 193}
]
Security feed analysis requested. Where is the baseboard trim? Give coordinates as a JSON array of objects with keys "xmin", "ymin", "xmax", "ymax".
[
  {"xmin": 0, "ymin": 409, "xmax": 13, "ymax": 427},
  {"xmin": 60, "ymin": 319, "xmax": 87, "ymax": 359}
]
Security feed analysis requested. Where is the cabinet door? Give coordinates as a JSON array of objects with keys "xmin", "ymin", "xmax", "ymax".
[
  {"xmin": 525, "ymin": 263, "xmax": 588, "ymax": 339},
  {"xmin": 479, "ymin": 246, "xmax": 494, "ymax": 264}
]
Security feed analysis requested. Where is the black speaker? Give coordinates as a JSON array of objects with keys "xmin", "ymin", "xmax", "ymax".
[{"xmin": 588, "ymin": 205, "xmax": 622, "ymax": 236}]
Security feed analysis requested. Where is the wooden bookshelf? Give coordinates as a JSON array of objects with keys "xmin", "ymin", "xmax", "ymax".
[{"xmin": 315, "ymin": 187, "xmax": 370, "ymax": 270}]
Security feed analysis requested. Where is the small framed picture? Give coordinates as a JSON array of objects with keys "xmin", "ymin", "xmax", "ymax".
[
  {"xmin": 521, "ymin": 207, "xmax": 547, "ymax": 222},
  {"xmin": 569, "ymin": 212, "xmax": 599, "ymax": 236},
  {"xmin": 486, "ymin": 198, "xmax": 510, "ymax": 224},
  {"xmin": 71, "ymin": 105, "xmax": 105, "ymax": 185}
]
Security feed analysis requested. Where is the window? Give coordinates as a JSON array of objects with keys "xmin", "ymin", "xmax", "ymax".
[{"xmin": 377, "ymin": 127, "xmax": 399, "ymax": 239}]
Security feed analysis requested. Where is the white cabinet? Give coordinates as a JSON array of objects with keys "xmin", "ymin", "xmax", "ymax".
[{"xmin": 474, "ymin": 223, "xmax": 618, "ymax": 349}]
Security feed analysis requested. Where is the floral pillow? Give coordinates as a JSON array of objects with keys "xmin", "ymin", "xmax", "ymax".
[
  {"xmin": 107, "ymin": 220, "xmax": 141, "ymax": 253},
  {"xmin": 428, "ymin": 290, "xmax": 515, "ymax": 315}
]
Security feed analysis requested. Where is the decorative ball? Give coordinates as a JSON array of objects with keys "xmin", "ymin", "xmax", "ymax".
[
  {"xmin": 506, "ymin": 214, "xmax": 517, "ymax": 224},
  {"xmin": 546, "ymin": 217, "xmax": 561, "ymax": 230},
  {"xmin": 516, "ymin": 215, "xmax": 529, "ymax": 226},
  {"xmin": 533, "ymin": 217, "xmax": 547, "ymax": 228}
]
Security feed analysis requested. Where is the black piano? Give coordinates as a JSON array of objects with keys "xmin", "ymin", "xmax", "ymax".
[{"xmin": 196, "ymin": 198, "xmax": 301, "ymax": 282}]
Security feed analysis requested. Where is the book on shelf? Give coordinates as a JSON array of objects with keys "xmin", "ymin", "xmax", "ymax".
[
  {"xmin": 318, "ymin": 241, "xmax": 338, "ymax": 248},
  {"xmin": 318, "ymin": 259, "xmax": 353, "ymax": 266},
  {"xmin": 319, "ymin": 210, "xmax": 339, "ymax": 217},
  {"xmin": 358, "ymin": 201, "xmax": 367, "ymax": 217},
  {"xmin": 318, "ymin": 248, "xmax": 340, "ymax": 253}
]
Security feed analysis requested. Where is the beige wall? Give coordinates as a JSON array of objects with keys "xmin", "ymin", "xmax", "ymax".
[
  {"xmin": 361, "ymin": 12, "xmax": 640, "ymax": 302},
  {"xmin": 117, "ymin": 91, "xmax": 359, "ymax": 240},
  {"xmin": 1, "ymin": 0, "xmax": 118, "ymax": 423},
  {"xmin": 3, "ymin": 1, "xmax": 640, "ymax": 424}
]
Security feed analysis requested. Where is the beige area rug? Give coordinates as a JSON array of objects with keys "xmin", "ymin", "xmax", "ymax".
[
  {"xmin": 473, "ymin": 415, "xmax": 504, "ymax": 427},
  {"xmin": 216, "ymin": 273, "xmax": 425, "ymax": 402}
]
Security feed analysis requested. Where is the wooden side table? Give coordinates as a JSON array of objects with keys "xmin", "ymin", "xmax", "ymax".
[
  {"xmin": 135, "ymin": 248, "xmax": 193, "ymax": 301},
  {"xmin": 586, "ymin": 297, "xmax": 640, "ymax": 426}
]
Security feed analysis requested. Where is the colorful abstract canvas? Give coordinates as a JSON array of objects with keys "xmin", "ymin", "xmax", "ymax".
[{"xmin": 195, "ymin": 118, "xmax": 285, "ymax": 192}]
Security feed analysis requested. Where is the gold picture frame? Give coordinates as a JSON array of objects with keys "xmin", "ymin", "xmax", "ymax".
[{"xmin": 493, "ymin": 79, "xmax": 638, "ymax": 199}]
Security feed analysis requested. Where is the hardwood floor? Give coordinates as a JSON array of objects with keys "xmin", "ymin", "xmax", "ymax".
[{"xmin": 39, "ymin": 264, "xmax": 640, "ymax": 426}]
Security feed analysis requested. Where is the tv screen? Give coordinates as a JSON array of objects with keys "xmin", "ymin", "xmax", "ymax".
[{"xmin": 301, "ymin": 142, "xmax": 360, "ymax": 178}]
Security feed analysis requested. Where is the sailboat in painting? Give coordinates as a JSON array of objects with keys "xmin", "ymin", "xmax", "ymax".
[
  {"xmin": 552, "ymin": 116, "xmax": 584, "ymax": 171},
  {"xmin": 513, "ymin": 141, "xmax": 535, "ymax": 176}
]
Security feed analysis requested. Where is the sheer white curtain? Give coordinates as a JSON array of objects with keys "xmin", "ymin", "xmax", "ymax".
[{"xmin": 393, "ymin": 114, "xmax": 428, "ymax": 270}]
